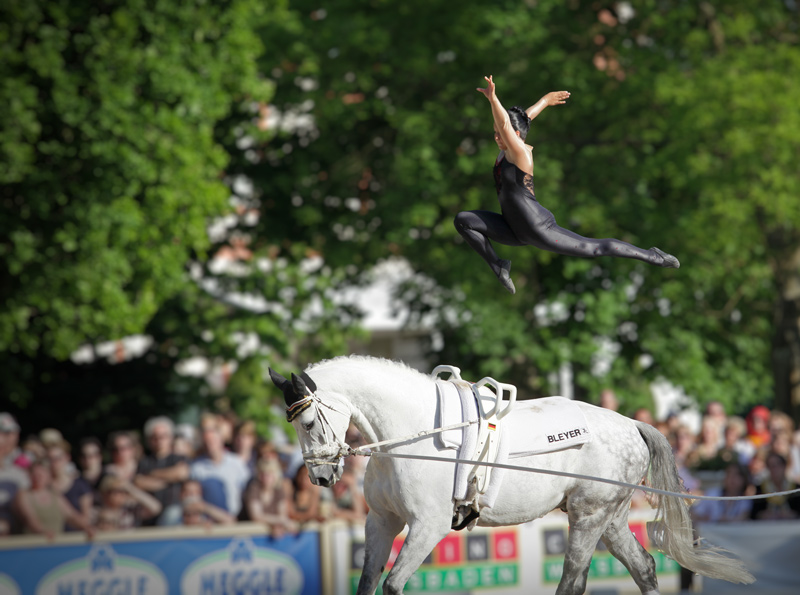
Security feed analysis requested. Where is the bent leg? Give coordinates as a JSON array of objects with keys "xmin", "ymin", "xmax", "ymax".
[
  {"xmin": 454, "ymin": 210, "xmax": 523, "ymax": 275},
  {"xmin": 557, "ymin": 507, "xmax": 611, "ymax": 595},
  {"xmin": 383, "ymin": 517, "xmax": 452, "ymax": 595},
  {"xmin": 601, "ymin": 513, "xmax": 659, "ymax": 594}
]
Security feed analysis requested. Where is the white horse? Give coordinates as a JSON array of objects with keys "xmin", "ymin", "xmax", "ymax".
[{"xmin": 269, "ymin": 355, "xmax": 753, "ymax": 595}]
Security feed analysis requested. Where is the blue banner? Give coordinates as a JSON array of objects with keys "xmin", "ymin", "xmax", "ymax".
[{"xmin": 0, "ymin": 531, "xmax": 320, "ymax": 595}]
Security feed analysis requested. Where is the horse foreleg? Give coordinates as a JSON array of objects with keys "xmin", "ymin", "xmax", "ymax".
[
  {"xmin": 556, "ymin": 508, "xmax": 610, "ymax": 595},
  {"xmin": 601, "ymin": 514, "xmax": 659, "ymax": 595},
  {"xmin": 382, "ymin": 517, "xmax": 451, "ymax": 595},
  {"xmin": 356, "ymin": 510, "xmax": 405, "ymax": 595}
]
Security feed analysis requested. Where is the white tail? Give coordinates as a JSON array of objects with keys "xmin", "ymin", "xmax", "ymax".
[{"xmin": 636, "ymin": 422, "xmax": 755, "ymax": 585}]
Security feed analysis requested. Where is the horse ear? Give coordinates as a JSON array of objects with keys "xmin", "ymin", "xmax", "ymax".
[
  {"xmin": 269, "ymin": 368, "xmax": 288, "ymax": 388},
  {"xmin": 291, "ymin": 373, "xmax": 308, "ymax": 399},
  {"xmin": 270, "ymin": 368, "xmax": 300, "ymax": 407},
  {"xmin": 299, "ymin": 371, "xmax": 317, "ymax": 393}
]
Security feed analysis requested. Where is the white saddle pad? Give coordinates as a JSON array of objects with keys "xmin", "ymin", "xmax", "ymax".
[
  {"xmin": 505, "ymin": 397, "xmax": 591, "ymax": 457},
  {"xmin": 435, "ymin": 385, "xmax": 591, "ymax": 511},
  {"xmin": 436, "ymin": 386, "xmax": 590, "ymax": 455}
]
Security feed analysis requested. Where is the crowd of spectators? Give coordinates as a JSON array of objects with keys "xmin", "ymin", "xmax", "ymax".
[
  {"xmin": 607, "ymin": 396, "xmax": 800, "ymax": 521},
  {"xmin": 1, "ymin": 396, "xmax": 799, "ymax": 542},
  {"xmin": 0, "ymin": 410, "xmax": 367, "ymax": 540}
]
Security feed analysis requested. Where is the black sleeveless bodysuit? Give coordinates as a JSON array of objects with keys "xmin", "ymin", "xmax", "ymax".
[{"xmin": 454, "ymin": 155, "xmax": 666, "ymax": 276}]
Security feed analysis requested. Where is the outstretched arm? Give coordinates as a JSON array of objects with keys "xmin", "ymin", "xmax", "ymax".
[
  {"xmin": 526, "ymin": 91, "xmax": 571, "ymax": 121},
  {"xmin": 476, "ymin": 76, "xmax": 526, "ymax": 157}
]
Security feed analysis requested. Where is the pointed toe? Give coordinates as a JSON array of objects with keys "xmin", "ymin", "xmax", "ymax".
[{"xmin": 651, "ymin": 248, "xmax": 680, "ymax": 269}]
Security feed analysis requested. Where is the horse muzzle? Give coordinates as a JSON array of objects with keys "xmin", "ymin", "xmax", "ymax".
[
  {"xmin": 314, "ymin": 475, "xmax": 334, "ymax": 488},
  {"xmin": 307, "ymin": 458, "xmax": 344, "ymax": 487}
]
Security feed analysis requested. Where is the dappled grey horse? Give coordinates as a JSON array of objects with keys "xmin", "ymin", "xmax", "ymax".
[{"xmin": 270, "ymin": 355, "xmax": 753, "ymax": 595}]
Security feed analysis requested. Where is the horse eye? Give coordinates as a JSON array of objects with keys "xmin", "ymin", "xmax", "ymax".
[{"xmin": 303, "ymin": 421, "xmax": 315, "ymax": 431}]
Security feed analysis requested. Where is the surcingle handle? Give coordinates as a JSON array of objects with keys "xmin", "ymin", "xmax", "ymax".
[
  {"xmin": 430, "ymin": 365, "xmax": 463, "ymax": 381},
  {"xmin": 473, "ymin": 377, "xmax": 517, "ymax": 420}
]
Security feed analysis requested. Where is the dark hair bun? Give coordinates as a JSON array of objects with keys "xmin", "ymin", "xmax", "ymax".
[{"xmin": 507, "ymin": 106, "xmax": 530, "ymax": 140}]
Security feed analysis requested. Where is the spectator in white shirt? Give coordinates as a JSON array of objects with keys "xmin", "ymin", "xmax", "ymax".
[{"xmin": 190, "ymin": 414, "xmax": 250, "ymax": 517}]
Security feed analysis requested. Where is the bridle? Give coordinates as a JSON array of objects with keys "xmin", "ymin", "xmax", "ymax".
[
  {"xmin": 287, "ymin": 390, "xmax": 353, "ymax": 464},
  {"xmin": 290, "ymin": 380, "xmax": 478, "ymax": 466}
]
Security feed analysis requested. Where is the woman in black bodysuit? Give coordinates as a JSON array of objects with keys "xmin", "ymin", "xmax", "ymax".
[{"xmin": 455, "ymin": 76, "xmax": 679, "ymax": 294}]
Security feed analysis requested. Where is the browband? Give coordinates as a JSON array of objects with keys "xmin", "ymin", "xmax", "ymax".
[
  {"xmin": 285, "ymin": 371, "xmax": 317, "ymax": 422},
  {"xmin": 286, "ymin": 397, "xmax": 313, "ymax": 422}
]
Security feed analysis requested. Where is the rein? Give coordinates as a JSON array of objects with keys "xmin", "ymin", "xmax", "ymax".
[
  {"xmin": 302, "ymin": 418, "xmax": 478, "ymax": 461},
  {"xmin": 301, "ymin": 402, "xmax": 800, "ymax": 503},
  {"xmin": 356, "ymin": 451, "xmax": 800, "ymax": 503},
  {"xmin": 293, "ymin": 392, "xmax": 478, "ymax": 461},
  {"xmin": 294, "ymin": 389, "xmax": 800, "ymax": 504}
]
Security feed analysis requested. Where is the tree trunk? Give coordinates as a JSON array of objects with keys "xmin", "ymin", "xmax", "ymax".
[{"xmin": 772, "ymin": 245, "xmax": 800, "ymax": 425}]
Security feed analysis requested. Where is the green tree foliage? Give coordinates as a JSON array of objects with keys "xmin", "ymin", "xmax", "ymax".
[
  {"xmin": 641, "ymin": 4, "xmax": 800, "ymax": 417},
  {"xmin": 0, "ymin": 0, "xmax": 363, "ymax": 440},
  {"xmin": 4, "ymin": 0, "xmax": 799, "ymax": 439},
  {"xmin": 0, "ymin": 0, "xmax": 276, "ymax": 416},
  {"xmin": 0, "ymin": 0, "xmax": 272, "ymax": 360},
  {"xmin": 246, "ymin": 0, "xmax": 799, "ymax": 416}
]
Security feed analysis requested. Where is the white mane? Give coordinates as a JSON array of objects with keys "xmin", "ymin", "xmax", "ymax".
[{"xmin": 305, "ymin": 354, "xmax": 429, "ymax": 380}]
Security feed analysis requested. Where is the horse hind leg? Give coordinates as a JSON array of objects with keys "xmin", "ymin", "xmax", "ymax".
[
  {"xmin": 601, "ymin": 512, "xmax": 659, "ymax": 595},
  {"xmin": 556, "ymin": 507, "xmax": 612, "ymax": 595},
  {"xmin": 382, "ymin": 517, "xmax": 452, "ymax": 595},
  {"xmin": 356, "ymin": 510, "xmax": 405, "ymax": 595}
]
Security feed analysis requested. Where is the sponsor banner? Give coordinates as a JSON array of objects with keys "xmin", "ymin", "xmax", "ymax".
[
  {"xmin": 340, "ymin": 525, "xmax": 521, "ymax": 594},
  {"xmin": 0, "ymin": 572, "xmax": 21, "ymax": 595},
  {"xmin": 0, "ymin": 532, "xmax": 319, "ymax": 595},
  {"xmin": 180, "ymin": 538, "xmax": 306, "ymax": 594},
  {"xmin": 539, "ymin": 518, "xmax": 680, "ymax": 584},
  {"xmin": 35, "ymin": 543, "xmax": 168, "ymax": 595},
  {"xmin": 351, "ymin": 564, "xmax": 518, "ymax": 594},
  {"xmin": 330, "ymin": 510, "xmax": 678, "ymax": 595}
]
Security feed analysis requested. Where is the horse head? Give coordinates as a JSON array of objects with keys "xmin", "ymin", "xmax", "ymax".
[{"xmin": 269, "ymin": 367, "xmax": 347, "ymax": 488}]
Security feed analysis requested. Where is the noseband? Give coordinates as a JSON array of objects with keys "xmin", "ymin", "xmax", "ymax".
[{"xmin": 287, "ymin": 390, "xmax": 352, "ymax": 464}]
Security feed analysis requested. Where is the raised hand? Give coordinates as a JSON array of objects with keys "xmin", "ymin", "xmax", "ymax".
[
  {"xmin": 476, "ymin": 75, "xmax": 496, "ymax": 100},
  {"xmin": 544, "ymin": 90, "xmax": 571, "ymax": 106}
]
